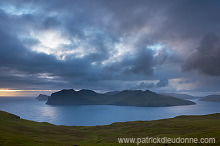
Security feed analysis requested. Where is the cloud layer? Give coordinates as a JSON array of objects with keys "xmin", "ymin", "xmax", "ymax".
[
  {"xmin": 183, "ymin": 33, "xmax": 220, "ymax": 76},
  {"xmin": 0, "ymin": 0, "xmax": 220, "ymax": 95}
]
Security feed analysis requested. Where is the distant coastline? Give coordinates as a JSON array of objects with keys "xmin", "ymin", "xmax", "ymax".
[{"xmin": 200, "ymin": 95, "xmax": 220, "ymax": 102}]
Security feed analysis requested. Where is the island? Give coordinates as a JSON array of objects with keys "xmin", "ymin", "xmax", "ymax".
[
  {"xmin": 36, "ymin": 94, "xmax": 50, "ymax": 101},
  {"xmin": 46, "ymin": 89, "xmax": 196, "ymax": 106},
  {"xmin": 200, "ymin": 95, "xmax": 220, "ymax": 102},
  {"xmin": 161, "ymin": 93, "xmax": 195, "ymax": 99}
]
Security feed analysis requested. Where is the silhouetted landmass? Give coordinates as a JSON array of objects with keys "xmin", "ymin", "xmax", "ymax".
[
  {"xmin": 46, "ymin": 89, "xmax": 196, "ymax": 106},
  {"xmin": 104, "ymin": 91, "xmax": 120, "ymax": 95},
  {"xmin": 200, "ymin": 95, "xmax": 220, "ymax": 102},
  {"xmin": 36, "ymin": 94, "xmax": 50, "ymax": 101},
  {"xmin": 0, "ymin": 110, "xmax": 219, "ymax": 145},
  {"xmin": 161, "ymin": 93, "xmax": 195, "ymax": 99}
]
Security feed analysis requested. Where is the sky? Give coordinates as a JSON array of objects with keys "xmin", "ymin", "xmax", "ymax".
[{"xmin": 0, "ymin": 0, "xmax": 220, "ymax": 97}]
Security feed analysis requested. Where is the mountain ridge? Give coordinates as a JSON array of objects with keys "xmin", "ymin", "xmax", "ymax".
[
  {"xmin": 46, "ymin": 89, "xmax": 195, "ymax": 107},
  {"xmin": 36, "ymin": 94, "xmax": 50, "ymax": 101},
  {"xmin": 200, "ymin": 94, "xmax": 220, "ymax": 102}
]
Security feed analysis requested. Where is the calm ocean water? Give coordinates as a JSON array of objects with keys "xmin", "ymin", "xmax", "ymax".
[{"xmin": 0, "ymin": 97, "xmax": 219, "ymax": 126}]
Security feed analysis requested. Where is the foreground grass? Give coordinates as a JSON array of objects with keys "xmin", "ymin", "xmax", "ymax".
[{"xmin": 0, "ymin": 111, "xmax": 219, "ymax": 145}]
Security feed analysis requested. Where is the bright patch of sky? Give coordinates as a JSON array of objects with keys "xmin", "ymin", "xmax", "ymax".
[
  {"xmin": 101, "ymin": 38, "xmax": 132, "ymax": 65},
  {"xmin": 30, "ymin": 30, "xmax": 72, "ymax": 60},
  {"xmin": 148, "ymin": 44, "xmax": 164, "ymax": 56},
  {"xmin": 28, "ymin": 27, "xmax": 116, "ymax": 62},
  {"xmin": 0, "ymin": 4, "xmax": 37, "ymax": 16}
]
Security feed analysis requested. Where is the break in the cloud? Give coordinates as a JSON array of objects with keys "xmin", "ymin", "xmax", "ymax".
[{"xmin": 0, "ymin": 0, "xmax": 220, "ymax": 96}]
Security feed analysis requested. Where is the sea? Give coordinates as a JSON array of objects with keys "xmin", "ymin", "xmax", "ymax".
[{"xmin": 0, "ymin": 97, "xmax": 219, "ymax": 126}]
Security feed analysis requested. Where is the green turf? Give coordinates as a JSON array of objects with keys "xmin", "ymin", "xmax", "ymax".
[{"xmin": 0, "ymin": 111, "xmax": 219, "ymax": 145}]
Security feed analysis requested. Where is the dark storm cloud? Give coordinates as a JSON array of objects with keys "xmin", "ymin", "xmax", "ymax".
[
  {"xmin": 0, "ymin": 13, "xmax": 115, "ymax": 90},
  {"xmin": 41, "ymin": 17, "xmax": 61, "ymax": 29},
  {"xmin": 0, "ymin": 27, "xmax": 66, "ymax": 89},
  {"xmin": 129, "ymin": 82, "xmax": 155, "ymax": 90},
  {"xmin": 0, "ymin": 68, "xmax": 67, "ymax": 90},
  {"xmin": 153, "ymin": 0, "xmax": 220, "ymax": 43},
  {"xmin": 156, "ymin": 79, "xmax": 168, "ymax": 88},
  {"xmin": 0, "ymin": 28, "xmax": 60, "ymax": 74},
  {"xmin": 1, "ymin": 0, "xmax": 220, "ymax": 93},
  {"xmin": 122, "ymin": 48, "xmax": 154, "ymax": 76},
  {"xmin": 183, "ymin": 33, "xmax": 220, "ymax": 76},
  {"xmin": 155, "ymin": 48, "xmax": 183, "ymax": 65},
  {"xmin": 129, "ymin": 78, "xmax": 168, "ymax": 90},
  {"xmin": 105, "ymin": 47, "xmax": 155, "ymax": 81}
]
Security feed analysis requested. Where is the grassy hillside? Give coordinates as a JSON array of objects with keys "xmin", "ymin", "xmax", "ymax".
[{"xmin": 0, "ymin": 111, "xmax": 219, "ymax": 145}]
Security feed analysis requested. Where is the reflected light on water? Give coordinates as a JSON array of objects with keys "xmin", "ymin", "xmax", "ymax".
[{"xmin": 39, "ymin": 106, "xmax": 58, "ymax": 120}]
